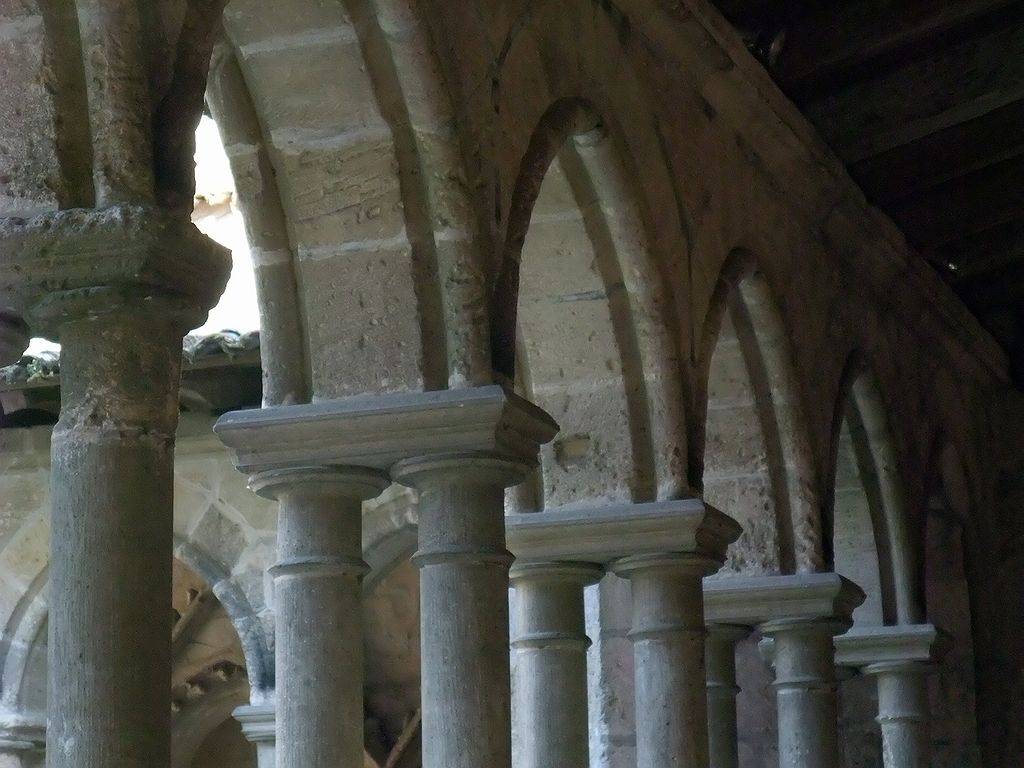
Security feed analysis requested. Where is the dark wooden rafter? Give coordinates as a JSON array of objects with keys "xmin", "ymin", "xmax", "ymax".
[
  {"xmin": 710, "ymin": 0, "xmax": 1024, "ymax": 383},
  {"xmin": 955, "ymin": 260, "xmax": 1024, "ymax": 308},
  {"xmin": 886, "ymin": 155, "xmax": 1024, "ymax": 249},
  {"xmin": 850, "ymin": 99, "xmax": 1024, "ymax": 205},
  {"xmin": 776, "ymin": 0, "xmax": 1022, "ymax": 99},
  {"xmin": 802, "ymin": 6, "xmax": 1024, "ymax": 163},
  {"xmin": 935, "ymin": 220, "xmax": 1024, "ymax": 278}
]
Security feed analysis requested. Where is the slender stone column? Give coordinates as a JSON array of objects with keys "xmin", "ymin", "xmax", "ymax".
[
  {"xmin": 703, "ymin": 574, "xmax": 865, "ymax": 768},
  {"xmin": 252, "ymin": 467, "xmax": 388, "ymax": 768},
  {"xmin": 761, "ymin": 618, "xmax": 848, "ymax": 768},
  {"xmin": 705, "ymin": 624, "xmax": 751, "ymax": 768},
  {"xmin": 216, "ymin": 386, "xmax": 559, "ymax": 768},
  {"xmin": 392, "ymin": 454, "xmax": 529, "ymax": 768},
  {"xmin": 614, "ymin": 554, "xmax": 721, "ymax": 768},
  {"xmin": 505, "ymin": 500, "xmax": 740, "ymax": 768},
  {"xmin": 510, "ymin": 562, "xmax": 603, "ymax": 768},
  {"xmin": 869, "ymin": 663, "xmax": 930, "ymax": 768},
  {"xmin": 234, "ymin": 704, "xmax": 277, "ymax": 768},
  {"xmin": 835, "ymin": 624, "xmax": 946, "ymax": 768}
]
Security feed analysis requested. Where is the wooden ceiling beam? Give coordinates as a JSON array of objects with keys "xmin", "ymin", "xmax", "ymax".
[
  {"xmin": 955, "ymin": 260, "xmax": 1024, "ymax": 308},
  {"xmin": 802, "ymin": 16, "xmax": 1024, "ymax": 163},
  {"xmin": 886, "ymin": 156, "xmax": 1024, "ymax": 248},
  {"xmin": 850, "ymin": 99, "xmax": 1024, "ymax": 205},
  {"xmin": 775, "ymin": 0, "xmax": 1019, "ymax": 96},
  {"xmin": 932, "ymin": 220, "xmax": 1024, "ymax": 277}
]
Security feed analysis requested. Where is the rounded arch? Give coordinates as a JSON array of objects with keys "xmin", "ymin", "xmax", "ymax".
[
  {"xmin": 496, "ymin": 98, "xmax": 690, "ymax": 508},
  {"xmin": 824, "ymin": 353, "xmax": 920, "ymax": 626},
  {"xmin": 696, "ymin": 249, "xmax": 822, "ymax": 574}
]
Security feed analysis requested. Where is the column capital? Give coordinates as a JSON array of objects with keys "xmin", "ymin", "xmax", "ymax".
[
  {"xmin": 234, "ymin": 703, "xmax": 276, "ymax": 745},
  {"xmin": 249, "ymin": 466, "xmax": 389, "ymax": 502},
  {"xmin": 506, "ymin": 499, "xmax": 741, "ymax": 567},
  {"xmin": 704, "ymin": 573, "xmax": 865, "ymax": 631},
  {"xmin": 707, "ymin": 622, "xmax": 753, "ymax": 643},
  {"xmin": 509, "ymin": 560, "xmax": 604, "ymax": 585},
  {"xmin": 215, "ymin": 385, "xmax": 558, "ymax": 475},
  {"xmin": 392, "ymin": 452, "xmax": 533, "ymax": 488},
  {"xmin": 834, "ymin": 623, "xmax": 949, "ymax": 674},
  {"xmin": 0, "ymin": 204, "xmax": 230, "ymax": 338}
]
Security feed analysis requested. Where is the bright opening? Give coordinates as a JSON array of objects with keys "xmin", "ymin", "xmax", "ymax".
[{"xmin": 23, "ymin": 115, "xmax": 259, "ymax": 357}]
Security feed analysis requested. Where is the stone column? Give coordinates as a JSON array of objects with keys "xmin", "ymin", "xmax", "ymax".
[
  {"xmin": 760, "ymin": 618, "xmax": 848, "ymax": 768},
  {"xmin": 216, "ymin": 386, "xmax": 559, "ymax": 768},
  {"xmin": 45, "ymin": 294, "xmax": 197, "ymax": 768},
  {"xmin": 869, "ymin": 663, "xmax": 930, "ymax": 768},
  {"xmin": 703, "ymin": 574, "xmax": 865, "ymax": 768},
  {"xmin": 505, "ymin": 500, "xmax": 741, "ymax": 768},
  {"xmin": 510, "ymin": 561, "xmax": 603, "ymax": 768},
  {"xmin": 252, "ymin": 468, "xmax": 388, "ymax": 768},
  {"xmin": 705, "ymin": 624, "xmax": 751, "ymax": 768},
  {"xmin": 392, "ymin": 454, "xmax": 529, "ymax": 768},
  {"xmin": 234, "ymin": 703, "xmax": 276, "ymax": 768},
  {"xmin": 835, "ymin": 624, "xmax": 946, "ymax": 768},
  {"xmin": 4, "ymin": 207, "xmax": 228, "ymax": 768},
  {"xmin": 614, "ymin": 554, "xmax": 721, "ymax": 768}
]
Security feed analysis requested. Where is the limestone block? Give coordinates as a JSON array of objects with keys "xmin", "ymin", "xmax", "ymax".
[
  {"xmin": 299, "ymin": 247, "xmax": 424, "ymax": 397},
  {"xmin": 0, "ymin": 12, "xmax": 60, "ymax": 216},
  {"xmin": 191, "ymin": 506, "xmax": 247, "ymax": 572},
  {"xmin": 412, "ymin": 131, "xmax": 476, "ymax": 232},
  {"xmin": 275, "ymin": 140, "xmax": 405, "ymax": 251},
  {"xmin": 238, "ymin": 39, "xmax": 381, "ymax": 138},
  {"xmin": 224, "ymin": 0, "xmax": 351, "ymax": 47},
  {"xmin": 519, "ymin": 221, "xmax": 604, "ymax": 298},
  {"xmin": 0, "ymin": 472, "xmax": 47, "ymax": 550},
  {"xmin": 173, "ymin": 475, "xmax": 215, "ymax": 538},
  {"xmin": 387, "ymin": 39, "xmax": 456, "ymax": 129},
  {"xmin": 0, "ymin": 517, "xmax": 49, "ymax": 589}
]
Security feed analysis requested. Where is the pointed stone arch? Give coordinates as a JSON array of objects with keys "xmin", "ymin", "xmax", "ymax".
[
  {"xmin": 825, "ymin": 354, "xmax": 920, "ymax": 627},
  {"xmin": 696, "ymin": 249, "xmax": 822, "ymax": 575}
]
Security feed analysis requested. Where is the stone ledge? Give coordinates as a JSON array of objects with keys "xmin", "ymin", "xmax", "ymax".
[
  {"xmin": 0, "ymin": 204, "xmax": 231, "ymax": 328},
  {"xmin": 703, "ymin": 573, "xmax": 866, "ymax": 626},
  {"xmin": 234, "ymin": 703, "xmax": 276, "ymax": 744},
  {"xmin": 214, "ymin": 385, "xmax": 558, "ymax": 473},
  {"xmin": 834, "ymin": 624, "xmax": 949, "ymax": 668},
  {"xmin": 505, "ymin": 499, "xmax": 741, "ymax": 565}
]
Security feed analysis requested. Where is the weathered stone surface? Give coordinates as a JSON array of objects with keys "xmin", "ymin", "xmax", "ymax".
[{"xmin": 0, "ymin": 204, "xmax": 230, "ymax": 329}]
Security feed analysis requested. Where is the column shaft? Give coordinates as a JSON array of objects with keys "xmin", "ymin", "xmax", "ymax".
[
  {"xmin": 257, "ymin": 469, "xmax": 386, "ymax": 768},
  {"xmin": 617, "ymin": 555, "xmax": 716, "ymax": 768},
  {"xmin": 706, "ymin": 625, "xmax": 750, "ymax": 768},
  {"xmin": 396, "ymin": 456, "xmax": 525, "ymax": 768},
  {"xmin": 763, "ymin": 621, "xmax": 842, "ymax": 768},
  {"xmin": 873, "ymin": 664, "xmax": 930, "ymax": 768},
  {"xmin": 511, "ymin": 562, "xmax": 601, "ymax": 768},
  {"xmin": 47, "ymin": 310, "xmax": 183, "ymax": 768}
]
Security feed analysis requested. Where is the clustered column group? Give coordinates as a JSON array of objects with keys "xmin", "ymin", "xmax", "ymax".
[{"xmin": 215, "ymin": 384, "xmax": 948, "ymax": 768}]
